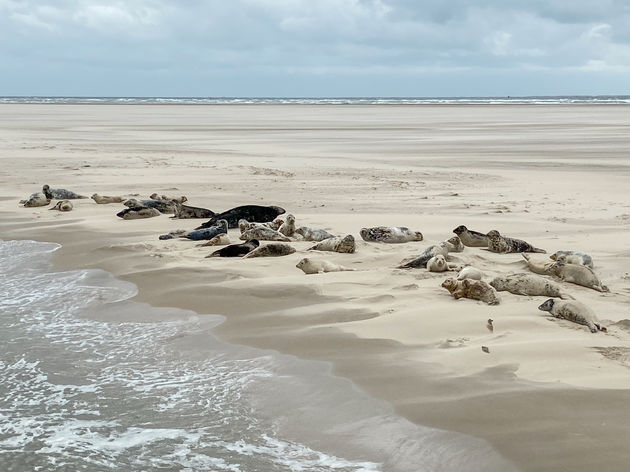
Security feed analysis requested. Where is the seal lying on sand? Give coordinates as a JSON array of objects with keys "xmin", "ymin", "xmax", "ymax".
[
  {"xmin": 49, "ymin": 200, "xmax": 73, "ymax": 212},
  {"xmin": 91, "ymin": 193, "xmax": 125, "ymax": 204},
  {"xmin": 398, "ymin": 243, "xmax": 449, "ymax": 269},
  {"xmin": 117, "ymin": 206, "xmax": 160, "ymax": 220},
  {"xmin": 457, "ymin": 267, "xmax": 484, "ymax": 280},
  {"xmin": 197, "ymin": 234, "xmax": 231, "ymax": 247},
  {"xmin": 360, "ymin": 226, "xmax": 423, "ymax": 244},
  {"xmin": 240, "ymin": 227, "xmax": 291, "ymax": 242},
  {"xmin": 308, "ymin": 235, "xmax": 355, "ymax": 253},
  {"xmin": 180, "ymin": 220, "xmax": 228, "ymax": 241},
  {"xmin": 238, "ymin": 219, "xmax": 284, "ymax": 234},
  {"xmin": 427, "ymin": 255, "xmax": 458, "ymax": 272},
  {"xmin": 549, "ymin": 260, "xmax": 609, "ymax": 292},
  {"xmin": 538, "ymin": 298, "xmax": 606, "ymax": 333},
  {"xmin": 124, "ymin": 198, "xmax": 178, "ymax": 214},
  {"xmin": 441, "ymin": 278, "xmax": 500, "ymax": 305},
  {"xmin": 21, "ymin": 192, "xmax": 50, "ymax": 207},
  {"xmin": 207, "ymin": 239, "xmax": 259, "ymax": 257},
  {"xmin": 486, "ymin": 230, "xmax": 546, "ymax": 254},
  {"xmin": 150, "ymin": 193, "xmax": 187, "ymax": 203},
  {"xmin": 453, "ymin": 225, "xmax": 488, "ymax": 247},
  {"xmin": 443, "ymin": 236, "xmax": 465, "ymax": 253},
  {"xmin": 43, "ymin": 184, "xmax": 87, "ymax": 200},
  {"xmin": 196, "ymin": 205, "xmax": 286, "ymax": 229},
  {"xmin": 490, "ymin": 273, "xmax": 572, "ymax": 299},
  {"xmin": 550, "ymin": 251, "xmax": 594, "ymax": 268},
  {"xmin": 171, "ymin": 202, "xmax": 216, "ymax": 219},
  {"xmin": 521, "ymin": 254, "xmax": 554, "ymax": 276},
  {"xmin": 294, "ymin": 226, "xmax": 334, "ymax": 242},
  {"xmin": 296, "ymin": 257, "xmax": 353, "ymax": 274},
  {"xmin": 243, "ymin": 243, "xmax": 296, "ymax": 258}
]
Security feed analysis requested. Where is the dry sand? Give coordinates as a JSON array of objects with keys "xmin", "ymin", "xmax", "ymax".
[{"xmin": 2, "ymin": 104, "xmax": 630, "ymax": 471}]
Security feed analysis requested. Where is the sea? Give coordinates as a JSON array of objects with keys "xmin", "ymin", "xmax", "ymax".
[
  {"xmin": 0, "ymin": 240, "xmax": 516, "ymax": 471},
  {"xmin": 0, "ymin": 95, "xmax": 629, "ymax": 105}
]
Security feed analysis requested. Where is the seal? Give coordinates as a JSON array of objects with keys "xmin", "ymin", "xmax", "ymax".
[
  {"xmin": 457, "ymin": 267, "xmax": 484, "ymax": 281},
  {"xmin": 150, "ymin": 193, "xmax": 188, "ymax": 203},
  {"xmin": 296, "ymin": 257, "xmax": 353, "ymax": 274},
  {"xmin": 359, "ymin": 226, "xmax": 423, "ymax": 244},
  {"xmin": 123, "ymin": 198, "xmax": 178, "ymax": 214},
  {"xmin": 426, "ymin": 254, "xmax": 458, "ymax": 272},
  {"xmin": 308, "ymin": 235, "xmax": 355, "ymax": 253},
  {"xmin": 521, "ymin": 254, "xmax": 554, "ymax": 276},
  {"xmin": 159, "ymin": 229, "xmax": 187, "ymax": 240},
  {"xmin": 278, "ymin": 214, "xmax": 296, "ymax": 237},
  {"xmin": 243, "ymin": 243, "xmax": 296, "ymax": 258},
  {"xmin": 181, "ymin": 220, "xmax": 228, "ymax": 241},
  {"xmin": 49, "ymin": 200, "xmax": 73, "ymax": 212},
  {"xmin": 489, "ymin": 273, "xmax": 572, "ymax": 299},
  {"xmin": 550, "ymin": 251, "xmax": 594, "ymax": 268},
  {"xmin": 207, "ymin": 239, "xmax": 260, "ymax": 257},
  {"xmin": 240, "ymin": 227, "xmax": 291, "ymax": 242},
  {"xmin": 171, "ymin": 202, "xmax": 216, "ymax": 219},
  {"xmin": 452, "ymin": 225, "xmax": 488, "ymax": 247},
  {"xmin": 549, "ymin": 260, "xmax": 609, "ymax": 292},
  {"xmin": 238, "ymin": 219, "xmax": 284, "ymax": 234},
  {"xmin": 441, "ymin": 278, "xmax": 500, "ymax": 305},
  {"xmin": 443, "ymin": 235, "xmax": 464, "ymax": 253},
  {"xmin": 91, "ymin": 193, "xmax": 125, "ymax": 204},
  {"xmin": 486, "ymin": 230, "xmax": 546, "ymax": 254},
  {"xmin": 398, "ymin": 243, "xmax": 449, "ymax": 269},
  {"xmin": 117, "ymin": 206, "xmax": 161, "ymax": 220},
  {"xmin": 538, "ymin": 298, "xmax": 606, "ymax": 333},
  {"xmin": 21, "ymin": 192, "xmax": 50, "ymax": 207},
  {"xmin": 294, "ymin": 226, "xmax": 334, "ymax": 242},
  {"xmin": 196, "ymin": 205, "xmax": 286, "ymax": 230},
  {"xmin": 197, "ymin": 234, "xmax": 231, "ymax": 247},
  {"xmin": 42, "ymin": 184, "xmax": 87, "ymax": 200}
]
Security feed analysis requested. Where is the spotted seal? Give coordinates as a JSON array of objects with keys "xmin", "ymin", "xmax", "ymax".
[
  {"xmin": 180, "ymin": 220, "xmax": 228, "ymax": 241},
  {"xmin": 150, "ymin": 193, "xmax": 188, "ymax": 203},
  {"xmin": 398, "ymin": 243, "xmax": 449, "ymax": 269},
  {"xmin": 550, "ymin": 251, "xmax": 594, "ymax": 268},
  {"xmin": 489, "ymin": 273, "xmax": 572, "ymax": 299},
  {"xmin": 549, "ymin": 260, "xmax": 609, "ymax": 292},
  {"xmin": 296, "ymin": 257, "xmax": 353, "ymax": 274},
  {"xmin": 91, "ymin": 193, "xmax": 125, "ymax": 204},
  {"xmin": 117, "ymin": 206, "xmax": 161, "ymax": 220},
  {"xmin": 240, "ymin": 227, "xmax": 291, "ymax": 242},
  {"xmin": 443, "ymin": 235, "xmax": 464, "ymax": 253},
  {"xmin": 21, "ymin": 192, "xmax": 50, "ymax": 207},
  {"xmin": 360, "ymin": 226, "xmax": 423, "ymax": 244},
  {"xmin": 171, "ymin": 202, "xmax": 216, "ymax": 219},
  {"xmin": 196, "ymin": 205, "xmax": 286, "ymax": 230},
  {"xmin": 197, "ymin": 234, "xmax": 231, "ymax": 247},
  {"xmin": 486, "ymin": 230, "xmax": 546, "ymax": 254},
  {"xmin": 49, "ymin": 200, "xmax": 73, "ymax": 212},
  {"xmin": 278, "ymin": 214, "xmax": 296, "ymax": 237},
  {"xmin": 294, "ymin": 226, "xmax": 334, "ymax": 242},
  {"xmin": 238, "ymin": 219, "xmax": 284, "ymax": 234},
  {"xmin": 124, "ymin": 198, "xmax": 178, "ymax": 214},
  {"xmin": 521, "ymin": 254, "xmax": 554, "ymax": 276},
  {"xmin": 243, "ymin": 243, "xmax": 296, "ymax": 258},
  {"xmin": 441, "ymin": 278, "xmax": 500, "ymax": 305},
  {"xmin": 207, "ymin": 239, "xmax": 260, "ymax": 258},
  {"xmin": 452, "ymin": 225, "xmax": 488, "ymax": 247},
  {"xmin": 538, "ymin": 299, "xmax": 606, "ymax": 333},
  {"xmin": 308, "ymin": 235, "xmax": 355, "ymax": 253},
  {"xmin": 42, "ymin": 184, "xmax": 87, "ymax": 200}
]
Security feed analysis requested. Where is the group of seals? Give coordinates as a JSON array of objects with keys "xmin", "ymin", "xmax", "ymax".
[{"xmin": 196, "ymin": 205, "xmax": 286, "ymax": 229}]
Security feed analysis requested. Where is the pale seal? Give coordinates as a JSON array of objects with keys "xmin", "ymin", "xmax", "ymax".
[
  {"xmin": 550, "ymin": 251, "xmax": 594, "ymax": 268},
  {"xmin": 240, "ymin": 227, "xmax": 291, "ymax": 242},
  {"xmin": 196, "ymin": 205, "xmax": 286, "ymax": 229},
  {"xmin": 181, "ymin": 220, "xmax": 228, "ymax": 241},
  {"xmin": 489, "ymin": 273, "xmax": 572, "ymax": 299},
  {"xmin": 117, "ymin": 206, "xmax": 160, "ymax": 220},
  {"xmin": 207, "ymin": 239, "xmax": 260, "ymax": 257},
  {"xmin": 123, "ymin": 198, "xmax": 178, "ymax": 214},
  {"xmin": 150, "ymin": 193, "xmax": 187, "ymax": 203},
  {"xmin": 549, "ymin": 260, "xmax": 609, "ymax": 292},
  {"xmin": 486, "ymin": 230, "xmax": 546, "ymax": 254},
  {"xmin": 91, "ymin": 193, "xmax": 125, "ymax": 204},
  {"xmin": 441, "ymin": 278, "xmax": 500, "ymax": 305},
  {"xmin": 43, "ymin": 184, "xmax": 87, "ymax": 200},
  {"xmin": 21, "ymin": 192, "xmax": 50, "ymax": 207},
  {"xmin": 238, "ymin": 218, "xmax": 284, "ymax": 234},
  {"xmin": 457, "ymin": 267, "xmax": 484, "ymax": 281},
  {"xmin": 398, "ymin": 243, "xmax": 449, "ymax": 269},
  {"xmin": 521, "ymin": 254, "xmax": 554, "ymax": 276},
  {"xmin": 197, "ymin": 234, "xmax": 231, "ymax": 247},
  {"xmin": 538, "ymin": 299, "xmax": 606, "ymax": 333},
  {"xmin": 426, "ymin": 254, "xmax": 458, "ymax": 272},
  {"xmin": 308, "ymin": 235, "xmax": 355, "ymax": 253},
  {"xmin": 452, "ymin": 225, "xmax": 488, "ymax": 247},
  {"xmin": 278, "ymin": 214, "xmax": 296, "ymax": 237},
  {"xmin": 172, "ymin": 202, "xmax": 216, "ymax": 219},
  {"xmin": 360, "ymin": 226, "xmax": 423, "ymax": 244},
  {"xmin": 243, "ymin": 243, "xmax": 296, "ymax": 258},
  {"xmin": 49, "ymin": 200, "xmax": 73, "ymax": 212},
  {"xmin": 443, "ymin": 235, "xmax": 465, "ymax": 253},
  {"xmin": 296, "ymin": 257, "xmax": 353, "ymax": 274},
  {"xmin": 294, "ymin": 226, "xmax": 334, "ymax": 242}
]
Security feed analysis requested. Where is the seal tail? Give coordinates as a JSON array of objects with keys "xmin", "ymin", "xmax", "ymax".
[
  {"xmin": 531, "ymin": 248, "xmax": 546, "ymax": 254},
  {"xmin": 559, "ymin": 292, "xmax": 575, "ymax": 300}
]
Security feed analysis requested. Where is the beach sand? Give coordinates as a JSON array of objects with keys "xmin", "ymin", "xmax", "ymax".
[{"xmin": 2, "ymin": 104, "xmax": 630, "ymax": 471}]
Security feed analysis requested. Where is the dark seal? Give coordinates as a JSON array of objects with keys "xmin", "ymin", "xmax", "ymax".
[
  {"xmin": 196, "ymin": 205, "xmax": 285, "ymax": 230},
  {"xmin": 181, "ymin": 219, "xmax": 228, "ymax": 241},
  {"xmin": 206, "ymin": 239, "xmax": 260, "ymax": 258},
  {"xmin": 43, "ymin": 184, "xmax": 87, "ymax": 200}
]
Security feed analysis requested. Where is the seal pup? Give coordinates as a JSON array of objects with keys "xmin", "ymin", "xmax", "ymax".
[
  {"xmin": 308, "ymin": 235, "xmax": 355, "ymax": 254},
  {"xmin": 457, "ymin": 267, "xmax": 484, "ymax": 281},
  {"xmin": 296, "ymin": 257, "xmax": 353, "ymax": 274},
  {"xmin": 240, "ymin": 227, "xmax": 291, "ymax": 242},
  {"xmin": 489, "ymin": 273, "xmax": 573, "ymax": 299},
  {"xmin": 197, "ymin": 234, "xmax": 231, "ymax": 247},
  {"xmin": 123, "ymin": 198, "xmax": 178, "ymax": 214},
  {"xmin": 171, "ymin": 202, "xmax": 216, "ymax": 219},
  {"xmin": 294, "ymin": 226, "xmax": 334, "ymax": 242},
  {"xmin": 398, "ymin": 243, "xmax": 449, "ymax": 269},
  {"xmin": 243, "ymin": 243, "xmax": 296, "ymax": 258},
  {"xmin": 49, "ymin": 200, "xmax": 73, "ymax": 212},
  {"xmin": 180, "ymin": 220, "xmax": 228, "ymax": 241},
  {"xmin": 441, "ymin": 278, "xmax": 500, "ymax": 305},
  {"xmin": 521, "ymin": 254, "xmax": 554, "ymax": 276},
  {"xmin": 91, "ymin": 193, "xmax": 125, "ymax": 204},
  {"xmin": 443, "ymin": 236, "xmax": 464, "ymax": 253},
  {"xmin": 360, "ymin": 226, "xmax": 423, "ymax": 244},
  {"xmin": 452, "ymin": 225, "xmax": 488, "ymax": 247},
  {"xmin": 538, "ymin": 299, "xmax": 606, "ymax": 333},
  {"xmin": 426, "ymin": 254, "xmax": 458, "ymax": 272},
  {"xmin": 278, "ymin": 214, "xmax": 296, "ymax": 237},
  {"xmin": 43, "ymin": 184, "xmax": 87, "ymax": 200},
  {"xmin": 117, "ymin": 206, "xmax": 160, "ymax": 220},
  {"xmin": 486, "ymin": 230, "xmax": 546, "ymax": 254},
  {"xmin": 549, "ymin": 260, "xmax": 609, "ymax": 292},
  {"xmin": 21, "ymin": 192, "xmax": 50, "ymax": 207},
  {"xmin": 150, "ymin": 193, "xmax": 187, "ymax": 203},
  {"xmin": 196, "ymin": 205, "xmax": 286, "ymax": 230},
  {"xmin": 207, "ymin": 239, "xmax": 259, "ymax": 257},
  {"xmin": 550, "ymin": 251, "xmax": 594, "ymax": 269}
]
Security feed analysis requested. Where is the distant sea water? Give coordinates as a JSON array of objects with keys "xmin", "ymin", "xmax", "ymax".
[
  {"xmin": 0, "ymin": 240, "xmax": 515, "ymax": 472},
  {"xmin": 0, "ymin": 96, "xmax": 629, "ymax": 105}
]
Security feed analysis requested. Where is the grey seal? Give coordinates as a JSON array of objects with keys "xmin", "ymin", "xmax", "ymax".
[
  {"xmin": 308, "ymin": 235, "xmax": 355, "ymax": 253},
  {"xmin": 426, "ymin": 254, "xmax": 458, "ymax": 272},
  {"xmin": 150, "ymin": 193, "xmax": 187, "ymax": 203},
  {"xmin": 278, "ymin": 214, "xmax": 296, "ymax": 237},
  {"xmin": 489, "ymin": 273, "xmax": 572, "ymax": 299},
  {"xmin": 196, "ymin": 205, "xmax": 286, "ymax": 230},
  {"xmin": 457, "ymin": 267, "xmax": 484, "ymax": 280},
  {"xmin": 296, "ymin": 257, "xmax": 353, "ymax": 274},
  {"xmin": 238, "ymin": 218, "xmax": 283, "ymax": 234},
  {"xmin": 91, "ymin": 193, "xmax": 125, "ymax": 204},
  {"xmin": 398, "ymin": 243, "xmax": 449, "ymax": 269},
  {"xmin": 243, "ymin": 243, "xmax": 296, "ymax": 258},
  {"xmin": 452, "ymin": 225, "xmax": 488, "ymax": 247},
  {"xmin": 197, "ymin": 234, "xmax": 231, "ymax": 247},
  {"xmin": 43, "ymin": 184, "xmax": 87, "ymax": 200},
  {"xmin": 550, "ymin": 251, "xmax": 594, "ymax": 268},
  {"xmin": 180, "ymin": 220, "xmax": 228, "ymax": 241},
  {"xmin": 207, "ymin": 239, "xmax": 260, "ymax": 258},
  {"xmin": 124, "ymin": 198, "xmax": 178, "ymax": 214},
  {"xmin": 360, "ymin": 226, "xmax": 423, "ymax": 244},
  {"xmin": 21, "ymin": 192, "xmax": 50, "ymax": 207},
  {"xmin": 538, "ymin": 299, "xmax": 606, "ymax": 333},
  {"xmin": 443, "ymin": 236, "xmax": 465, "ymax": 253},
  {"xmin": 240, "ymin": 227, "xmax": 291, "ymax": 242},
  {"xmin": 49, "ymin": 200, "xmax": 73, "ymax": 212},
  {"xmin": 294, "ymin": 226, "xmax": 334, "ymax": 242},
  {"xmin": 549, "ymin": 260, "xmax": 609, "ymax": 292},
  {"xmin": 117, "ymin": 206, "xmax": 161, "ymax": 220},
  {"xmin": 172, "ymin": 202, "xmax": 216, "ymax": 219},
  {"xmin": 441, "ymin": 278, "xmax": 500, "ymax": 305},
  {"xmin": 486, "ymin": 230, "xmax": 546, "ymax": 254},
  {"xmin": 521, "ymin": 254, "xmax": 554, "ymax": 276}
]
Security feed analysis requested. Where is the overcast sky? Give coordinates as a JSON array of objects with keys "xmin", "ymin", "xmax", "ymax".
[{"xmin": 1, "ymin": 0, "xmax": 629, "ymax": 97}]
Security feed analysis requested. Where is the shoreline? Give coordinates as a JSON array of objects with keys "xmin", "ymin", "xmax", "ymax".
[{"xmin": 2, "ymin": 104, "xmax": 630, "ymax": 470}]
